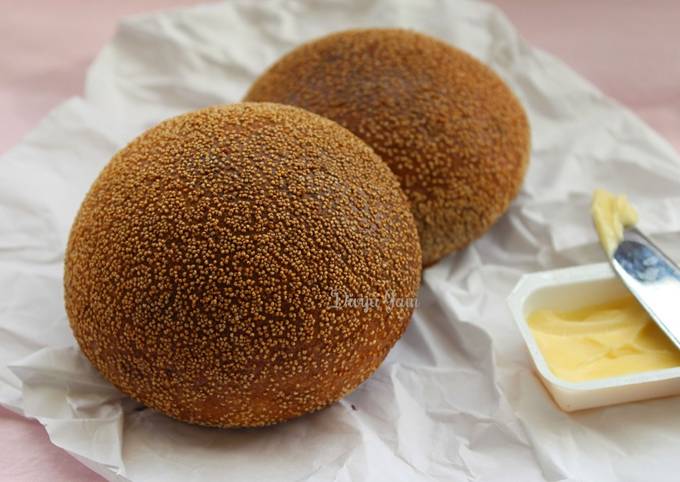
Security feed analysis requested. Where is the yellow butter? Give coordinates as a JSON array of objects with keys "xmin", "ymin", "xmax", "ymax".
[
  {"xmin": 591, "ymin": 188, "xmax": 639, "ymax": 255},
  {"xmin": 528, "ymin": 296, "xmax": 680, "ymax": 382}
]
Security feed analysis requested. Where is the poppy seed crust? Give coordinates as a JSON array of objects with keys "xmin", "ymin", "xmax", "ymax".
[
  {"xmin": 64, "ymin": 102, "xmax": 422, "ymax": 427},
  {"xmin": 245, "ymin": 29, "xmax": 531, "ymax": 266}
]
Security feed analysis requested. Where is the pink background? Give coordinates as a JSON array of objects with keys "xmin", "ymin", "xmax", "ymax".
[{"xmin": 1, "ymin": 1, "xmax": 679, "ymax": 480}]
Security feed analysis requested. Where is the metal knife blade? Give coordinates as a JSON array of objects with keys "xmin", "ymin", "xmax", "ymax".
[{"xmin": 610, "ymin": 227, "xmax": 680, "ymax": 350}]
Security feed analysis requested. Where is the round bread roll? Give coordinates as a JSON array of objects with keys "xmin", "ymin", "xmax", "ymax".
[
  {"xmin": 245, "ymin": 29, "xmax": 531, "ymax": 266},
  {"xmin": 64, "ymin": 103, "xmax": 421, "ymax": 427}
]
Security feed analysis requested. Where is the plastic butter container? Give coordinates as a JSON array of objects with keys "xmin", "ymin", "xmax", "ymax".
[{"xmin": 507, "ymin": 262, "xmax": 680, "ymax": 411}]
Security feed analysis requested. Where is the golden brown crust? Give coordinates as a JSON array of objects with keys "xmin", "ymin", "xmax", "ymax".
[
  {"xmin": 64, "ymin": 102, "xmax": 421, "ymax": 427},
  {"xmin": 245, "ymin": 29, "xmax": 531, "ymax": 266}
]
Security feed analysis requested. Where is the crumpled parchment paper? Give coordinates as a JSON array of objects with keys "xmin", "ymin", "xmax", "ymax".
[{"xmin": 2, "ymin": 1, "xmax": 680, "ymax": 481}]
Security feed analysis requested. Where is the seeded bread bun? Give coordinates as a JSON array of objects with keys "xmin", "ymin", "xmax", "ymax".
[
  {"xmin": 245, "ymin": 29, "xmax": 531, "ymax": 266},
  {"xmin": 64, "ymin": 103, "xmax": 421, "ymax": 427}
]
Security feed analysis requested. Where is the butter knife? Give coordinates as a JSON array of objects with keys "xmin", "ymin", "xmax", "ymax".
[{"xmin": 610, "ymin": 227, "xmax": 680, "ymax": 350}]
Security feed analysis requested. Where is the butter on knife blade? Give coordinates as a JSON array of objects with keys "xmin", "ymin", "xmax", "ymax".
[{"xmin": 592, "ymin": 189, "xmax": 680, "ymax": 350}]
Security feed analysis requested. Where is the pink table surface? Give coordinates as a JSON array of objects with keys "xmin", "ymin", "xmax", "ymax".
[{"xmin": 1, "ymin": 1, "xmax": 679, "ymax": 480}]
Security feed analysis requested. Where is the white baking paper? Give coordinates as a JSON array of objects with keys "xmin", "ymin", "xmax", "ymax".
[{"xmin": 2, "ymin": 0, "xmax": 680, "ymax": 481}]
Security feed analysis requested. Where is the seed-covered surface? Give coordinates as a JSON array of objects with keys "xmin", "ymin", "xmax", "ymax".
[
  {"xmin": 245, "ymin": 29, "xmax": 531, "ymax": 266},
  {"xmin": 64, "ymin": 103, "xmax": 422, "ymax": 428}
]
